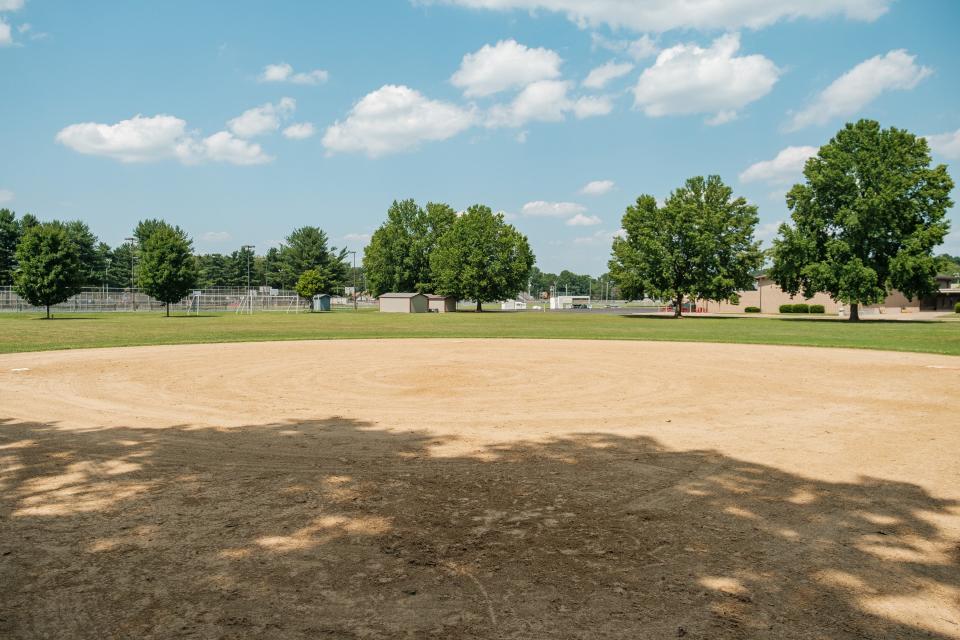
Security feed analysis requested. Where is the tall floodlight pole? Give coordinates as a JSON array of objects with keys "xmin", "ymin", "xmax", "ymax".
[
  {"xmin": 346, "ymin": 250, "xmax": 357, "ymax": 311},
  {"xmin": 124, "ymin": 237, "xmax": 136, "ymax": 311},
  {"xmin": 242, "ymin": 245, "xmax": 255, "ymax": 314}
]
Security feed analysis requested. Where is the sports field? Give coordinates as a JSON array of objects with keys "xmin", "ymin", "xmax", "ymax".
[
  {"xmin": 1, "ymin": 338, "xmax": 959, "ymax": 639},
  {"xmin": 1, "ymin": 310, "xmax": 959, "ymax": 355}
]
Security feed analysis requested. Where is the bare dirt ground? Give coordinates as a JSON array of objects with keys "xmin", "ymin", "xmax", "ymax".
[{"xmin": 1, "ymin": 339, "xmax": 959, "ymax": 639}]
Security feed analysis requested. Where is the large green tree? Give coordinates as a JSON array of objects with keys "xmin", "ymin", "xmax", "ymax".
[
  {"xmin": 137, "ymin": 222, "xmax": 198, "ymax": 316},
  {"xmin": 13, "ymin": 222, "xmax": 85, "ymax": 318},
  {"xmin": 769, "ymin": 120, "xmax": 954, "ymax": 321},
  {"xmin": 278, "ymin": 226, "xmax": 348, "ymax": 291},
  {"xmin": 0, "ymin": 208, "xmax": 22, "ymax": 285},
  {"xmin": 363, "ymin": 199, "xmax": 457, "ymax": 296},
  {"xmin": 294, "ymin": 268, "xmax": 331, "ymax": 310},
  {"xmin": 430, "ymin": 204, "xmax": 535, "ymax": 312},
  {"xmin": 609, "ymin": 175, "xmax": 762, "ymax": 317},
  {"xmin": 63, "ymin": 220, "xmax": 103, "ymax": 286}
]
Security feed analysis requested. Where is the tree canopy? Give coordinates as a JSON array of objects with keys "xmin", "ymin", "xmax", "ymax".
[
  {"xmin": 609, "ymin": 175, "xmax": 762, "ymax": 317},
  {"xmin": 13, "ymin": 221, "xmax": 84, "ymax": 318},
  {"xmin": 430, "ymin": 204, "xmax": 535, "ymax": 311},
  {"xmin": 0, "ymin": 208, "xmax": 22, "ymax": 286},
  {"xmin": 136, "ymin": 221, "xmax": 198, "ymax": 316},
  {"xmin": 277, "ymin": 226, "xmax": 347, "ymax": 291},
  {"xmin": 294, "ymin": 268, "xmax": 329, "ymax": 308},
  {"xmin": 363, "ymin": 199, "xmax": 457, "ymax": 296},
  {"xmin": 769, "ymin": 120, "xmax": 954, "ymax": 320}
]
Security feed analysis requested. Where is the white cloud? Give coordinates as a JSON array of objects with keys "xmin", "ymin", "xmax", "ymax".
[
  {"xmin": 200, "ymin": 231, "xmax": 232, "ymax": 243},
  {"xmin": 451, "ymin": 39, "xmax": 562, "ymax": 97},
  {"xmin": 573, "ymin": 228, "xmax": 622, "ymax": 245},
  {"xmin": 515, "ymin": 130, "xmax": 528, "ymax": 143},
  {"xmin": 0, "ymin": 19, "xmax": 11, "ymax": 46},
  {"xmin": 56, "ymin": 114, "xmax": 190, "ymax": 163},
  {"xmin": 486, "ymin": 80, "xmax": 610, "ymax": 127},
  {"xmin": 579, "ymin": 179, "xmax": 614, "ymax": 195},
  {"xmin": 56, "ymin": 114, "xmax": 273, "ymax": 166},
  {"xmin": 322, "ymin": 84, "xmax": 476, "ymax": 157},
  {"xmin": 591, "ymin": 33, "xmax": 658, "ymax": 61},
  {"xmin": 344, "ymin": 232, "xmax": 372, "ymax": 244},
  {"xmin": 282, "ymin": 122, "xmax": 316, "ymax": 140},
  {"xmin": 259, "ymin": 62, "xmax": 329, "ymax": 85},
  {"xmin": 787, "ymin": 50, "xmax": 932, "ymax": 131},
  {"xmin": 633, "ymin": 33, "xmax": 779, "ymax": 123},
  {"xmin": 566, "ymin": 213, "xmax": 601, "ymax": 226},
  {"xmin": 739, "ymin": 145, "xmax": 818, "ymax": 184},
  {"xmin": 573, "ymin": 95, "xmax": 613, "ymax": 118},
  {"xmin": 227, "ymin": 97, "xmax": 296, "ymax": 138},
  {"xmin": 182, "ymin": 131, "xmax": 273, "ymax": 165},
  {"xmin": 0, "ymin": 188, "xmax": 13, "ymax": 204},
  {"xmin": 426, "ymin": 0, "xmax": 892, "ymax": 32},
  {"xmin": 583, "ymin": 60, "xmax": 634, "ymax": 89},
  {"xmin": 926, "ymin": 128, "xmax": 960, "ymax": 159},
  {"xmin": 0, "ymin": 0, "xmax": 25, "ymax": 10},
  {"xmin": 522, "ymin": 200, "xmax": 586, "ymax": 217},
  {"xmin": 755, "ymin": 220, "xmax": 784, "ymax": 244}
]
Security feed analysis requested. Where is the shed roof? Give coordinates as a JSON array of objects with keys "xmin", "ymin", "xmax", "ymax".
[
  {"xmin": 426, "ymin": 294, "xmax": 455, "ymax": 300},
  {"xmin": 379, "ymin": 292, "xmax": 427, "ymax": 298}
]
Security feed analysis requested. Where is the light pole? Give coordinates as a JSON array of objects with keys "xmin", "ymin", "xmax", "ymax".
[
  {"xmin": 242, "ymin": 245, "xmax": 255, "ymax": 314},
  {"xmin": 346, "ymin": 250, "xmax": 357, "ymax": 311},
  {"xmin": 124, "ymin": 237, "xmax": 136, "ymax": 311}
]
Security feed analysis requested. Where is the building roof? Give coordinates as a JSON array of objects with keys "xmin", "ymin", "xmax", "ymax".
[
  {"xmin": 379, "ymin": 292, "xmax": 427, "ymax": 298},
  {"xmin": 426, "ymin": 294, "xmax": 455, "ymax": 300}
]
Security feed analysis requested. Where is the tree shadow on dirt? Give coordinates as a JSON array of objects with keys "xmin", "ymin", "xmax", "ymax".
[{"xmin": 1, "ymin": 416, "xmax": 958, "ymax": 639}]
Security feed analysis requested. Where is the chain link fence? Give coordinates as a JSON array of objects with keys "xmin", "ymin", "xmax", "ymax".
[{"xmin": 0, "ymin": 286, "xmax": 376, "ymax": 313}]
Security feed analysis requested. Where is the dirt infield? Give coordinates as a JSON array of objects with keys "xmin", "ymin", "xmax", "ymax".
[{"xmin": 1, "ymin": 339, "xmax": 958, "ymax": 639}]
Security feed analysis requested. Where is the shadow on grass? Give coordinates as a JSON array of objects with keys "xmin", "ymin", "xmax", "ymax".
[{"xmin": 2, "ymin": 415, "xmax": 957, "ymax": 639}]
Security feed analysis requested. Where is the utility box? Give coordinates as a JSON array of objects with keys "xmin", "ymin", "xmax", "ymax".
[{"xmin": 312, "ymin": 294, "xmax": 331, "ymax": 312}]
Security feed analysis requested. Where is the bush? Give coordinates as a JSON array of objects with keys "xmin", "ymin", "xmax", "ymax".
[
  {"xmin": 955, "ymin": 301, "xmax": 960, "ymax": 313},
  {"xmin": 729, "ymin": 293, "xmax": 740, "ymax": 305},
  {"xmin": 792, "ymin": 303, "xmax": 810, "ymax": 313},
  {"xmin": 779, "ymin": 304, "xmax": 793, "ymax": 313},
  {"xmin": 810, "ymin": 304, "xmax": 825, "ymax": 314},
  {"xmin": 744, "ymin": 306, "xmax": 761, "ymax": 313}
]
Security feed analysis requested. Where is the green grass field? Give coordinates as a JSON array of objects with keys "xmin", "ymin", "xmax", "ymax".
[{"xmin": 1, "ymin": 310, "xmax": 958, "ymax": 355}]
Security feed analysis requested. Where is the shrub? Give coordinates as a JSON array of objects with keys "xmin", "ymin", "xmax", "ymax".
[
  {"xmin": 810, "ymin": 304, "xmax": 825, "ymax": 314},
  {"xmin": 729, "ymin": 293, "xmax": 740, "ymax": 305},
  {"xmin": 779, "ymin": 304, "xmax": 793, "ymax": 313},
  {"xmin": 792, "ymin": 303, "xmax": 810, "ymax": 313},
  {"xmin": 744, "ymin": 306, "xmax": 761, "ymax": 313},
  {"xmin": 955, "ymin": 301, "xmax": 960, "ymax": 313}
]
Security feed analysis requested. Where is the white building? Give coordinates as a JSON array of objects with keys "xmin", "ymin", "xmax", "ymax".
[
  {"xmin": 549, "ymin": 295, "xmax": 590, "ymax": 310},
  {"xmin": 501, "ymin": 299, "xmax": 527, "ymax": 310}
]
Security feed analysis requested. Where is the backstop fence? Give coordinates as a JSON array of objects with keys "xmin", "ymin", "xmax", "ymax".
[{"xmin": 0, "ymin": 286, "xmax": 376, "ymax": 313}]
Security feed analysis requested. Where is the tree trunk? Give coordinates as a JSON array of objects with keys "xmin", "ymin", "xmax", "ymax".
[
  {"xmin": 46, "ymin": 304, "xmax": 50, "ymax": 320},
  {"xmin": 476, "ymin": 300, "xmax": 482, "ymax": 313},
  {"xmin": 674, "ymin": 293, "xmax": 683, "ymax": 318},
  {"xmin": 166, "ymin": 302, "xmax": 170, "ymax": 317},
  {"xmin": 848, "ymin": 303, "xmax": 859, "ymax": 322}
]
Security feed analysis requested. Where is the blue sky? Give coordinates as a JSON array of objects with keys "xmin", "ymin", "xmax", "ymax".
[{"xmin": 2, "ymin": 0, "xmax": 959, "ymax": 274}]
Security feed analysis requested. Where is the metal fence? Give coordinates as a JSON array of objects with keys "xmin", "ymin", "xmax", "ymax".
[{"xmin": 0, "ymin": 286, "xmax": 376, "ymax": 313}]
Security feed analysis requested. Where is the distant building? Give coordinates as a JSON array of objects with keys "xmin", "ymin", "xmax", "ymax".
[
  {"xmin": 699, "ymin": 273, "xmax": 960, "ymax": 315},
  {"xmin": 550, "ymin": 295, "xmax": 590, "ymax": 310},
  {"xmin": 378, "ymin": 292, "xmax": 429, "ymax": 313},
  {"xmin": 501, "ymin": 299, "xmax": 527, "ymax": 310},
  {"xmin": 311, "ymin": 294, "xmax": 331, "ymax": 312},
  {"xmin": 427, "ymin": 294, "xmax": 457, "ymax": 313}
]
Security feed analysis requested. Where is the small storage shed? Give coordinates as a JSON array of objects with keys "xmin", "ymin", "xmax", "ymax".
[
  {"xmin": 427, "ymin": 294, "xmax": 457, "ymax": 313},
  {"xmin": 312, "ymin": 294, "xmax": 331, "ymax": 312},
  {"xmin": 378, "ymin": 292, "xmax": 429, "ymax": 313}
]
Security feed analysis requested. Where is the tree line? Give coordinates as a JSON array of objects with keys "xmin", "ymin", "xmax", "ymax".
[{"xmin": 608, "ymin": 119, "xmax": 955, "ymax": 320}]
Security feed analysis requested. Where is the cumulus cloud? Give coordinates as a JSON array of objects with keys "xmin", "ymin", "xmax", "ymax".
[
  {"xmin": 0, "ymin": 188, "xmax": 13, "ymax": 203},
  {"xmin": 573, "ymin": 228, "xmax": 623, "ymax": 245},
  {"xmin": 739, "ymin": 145, "xmax": 818, "ymax": 184},
  {"xmin": 425, "ymin": 0, "xmax": 891, "ymax": 32},
  {"xmin": 487, "ymin": 81, "xmax": 610, "ymax": 127},
  {"xmin": 227, "ymin": 97, "xmax": 296, "ymax": 138},
  {"xmin": 344, "ymin": 232, "xmax": 372, "ymax": 244},
  {"xmin": 579, "ymin": 179, "xmax": 614, "ymax": 195},
  {"xmin": 282, "ymin": 122, "xmax": 316, "ymax": 140},
  {"xmin": 451, "ymin": 39, "xmax": 562, "ymax": 97},
  {"xmin": 633, "ymin": 33, "xmax": 779, "ymax": 123},
  {"xmin": 590, "ymin": 33, "xmax": 658, "ymax": 61},
  {"xmin": 259, "ymin": 62, "xmax": 329, "ymax": 85},
  {"xmin": 787, "ymin": 50, "xmax": 931, "ymax": 131},
  {"xmin": 55, "ymin": 114, "xmax": 273, "ymax": 166},
  {"xmin": 583, "ymin": 60, "xmax": 634, "ymax": 89},
  {"xmin": 925, "ymin": 128, "xmax": 960, "ymax": 159},
  {"xmin": 522, "ymin": 200, "xmax": 586, "ymax": 217},
  {"xmin": 0, "ymin": 19, "xmax": 11, "ymax": 46},
  {"xmin": 0, "ymin": 0, "xmax": 25, "ymax": 10},
  {"xmin": 566, "ymin": 213, "xmax": 601, "ymax": 226},
  {"xmin": 322, "ymin": 84, "xmax": 476, "ymax": 157}
]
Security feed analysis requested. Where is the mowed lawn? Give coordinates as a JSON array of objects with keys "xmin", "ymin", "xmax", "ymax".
[{"xmin": 1, "ymin": 310, "xmax": 958, "ymax": 355}]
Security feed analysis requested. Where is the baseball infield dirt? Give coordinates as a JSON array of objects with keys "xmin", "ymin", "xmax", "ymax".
[{"xmin": 1, "ymin": 339, "xmax": 958, "ymax": 639}]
